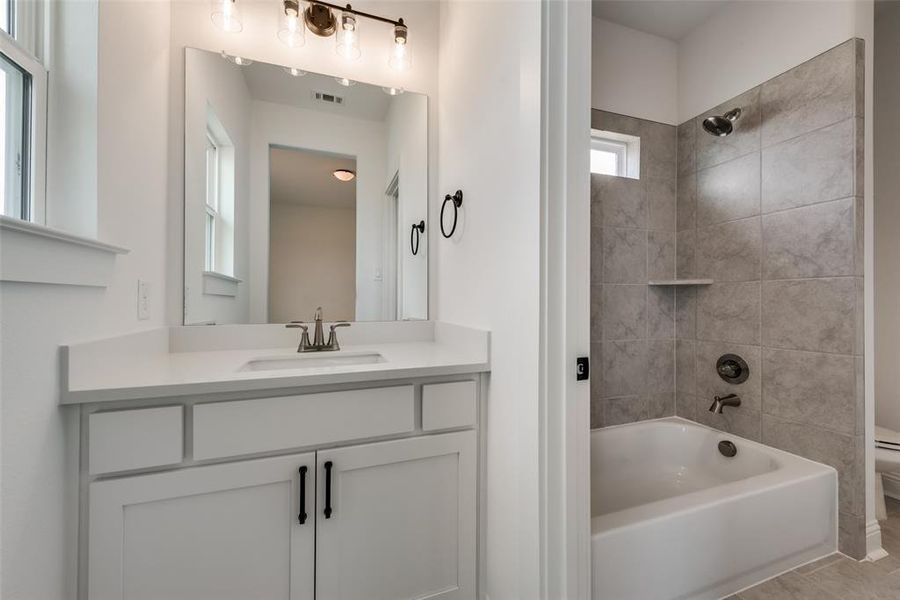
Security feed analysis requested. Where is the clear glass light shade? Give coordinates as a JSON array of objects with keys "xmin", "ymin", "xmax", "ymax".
[
  {"xmin": 278, "ymin": 3, "xmax": 305, "ymax": 48},
  {"xmin": 389, "ymin": 23, "xmax": 410, "ymax": 71},
  {"xmin": 211, "ymin": 0, "xmax": 243, "ymax": 33},
  {"xmin": 334, "ymin": 77, "xmax": 355, "ymax": 87},
  {"xmin": 283, "ymin": 66, "xmax": 307, "ymax": 77},
  {"xmin": 336, "ymin": 12, "xmax": 361, "ymax": 61},
  {"xmin": 382, "ymin": 87, "xmax": 404, "ymax": 96}
]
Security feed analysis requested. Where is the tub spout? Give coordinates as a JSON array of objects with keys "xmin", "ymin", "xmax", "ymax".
[{"xmin": 709, "ymin": 394, "xmax": 741, "ymax": 414}]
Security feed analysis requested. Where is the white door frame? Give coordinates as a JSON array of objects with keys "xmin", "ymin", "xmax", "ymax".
[
  {"xmin": 383, "ymin": 172, "xmax": 401, "ymax": 320},
  {"xmin": 539, "ymin": 0, "xmax": 592, "ymax": 598}
]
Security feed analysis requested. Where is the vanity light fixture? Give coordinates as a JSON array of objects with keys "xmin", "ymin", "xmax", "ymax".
[
  {"xmin": 333, "ymin": 169, "xmax": 356, "ymax": 182},
  {"xmin": 211, "ymin": 0, "xmax": 243, "ymax": 32},
  {"xmin": 278, "ymin": 0, "xmax": 306, "ymax": 47},
  {"xmin": 389, "ymin": 23, "xmax": 410, "ymax": 71},
  {"xmin": 335, "ymin": 10, "xmax": 361, "ymax": 61},
  {"xmin": 382, "ymin": 86, "xmax": 404, "ymax": 96},
  {"xmin": 283, "ymin": 66, "xmax": 307, "ymax": 77},
  {"xmin": 334, "ymin": 76, "xmax": 355, "ymax": 87},
  {"xmin": 221, "ymin": 51, "xmax": 253, "ymax": 66},
  {"xmin": 209, "ymin": 0, "xmax": 411, "ymax": 70}
]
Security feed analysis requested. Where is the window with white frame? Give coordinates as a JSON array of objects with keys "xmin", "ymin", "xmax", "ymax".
[
  {"xmin": 1, "ymin": 0, "xmax": 46, "ymax": 222},
  {"xmin": 590, "ymin": 129, "xmax": 640, "ymax": 179},
  {"xmin": 204, "ymin": 107, "xmax": 235, "ymax": 277},
  {"xmin": 204, "ymin": 133, "xmax": 219, "ymax": 272}
]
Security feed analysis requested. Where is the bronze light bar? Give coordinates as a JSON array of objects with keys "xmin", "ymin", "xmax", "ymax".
[{"xmin": 294, "ymin": 0, "xmax": 406, "ymax": 39}]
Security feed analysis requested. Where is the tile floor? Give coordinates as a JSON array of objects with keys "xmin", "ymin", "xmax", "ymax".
[{"xmin": 729, "ymin": 497, "xmax": 900, "ymax": 599}]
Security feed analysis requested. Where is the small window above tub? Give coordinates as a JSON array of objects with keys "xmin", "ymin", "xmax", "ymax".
[{"xmin": 591, "ymin": 129, "xmax": 640, "ymax": 179}]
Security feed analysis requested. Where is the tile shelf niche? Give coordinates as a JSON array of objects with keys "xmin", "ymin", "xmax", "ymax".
[{"xmin": 647, "ymin": 279, "xmax": 714, "ymax": 286}]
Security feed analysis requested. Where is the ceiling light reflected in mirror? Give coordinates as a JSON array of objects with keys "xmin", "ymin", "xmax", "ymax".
[{"xmin": 332, "ymin": 169, "xmax": 356, "ymax": 182}]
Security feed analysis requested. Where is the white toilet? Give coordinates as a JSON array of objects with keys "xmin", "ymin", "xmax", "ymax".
[{"xmin": 876, "ymin": 426, "xmax": 900, "ymax": 520}]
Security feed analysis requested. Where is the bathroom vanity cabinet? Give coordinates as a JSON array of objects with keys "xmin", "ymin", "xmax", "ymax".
[{"xmin": 64, "ymin": 323, "xmax": 488, "ymax": 600}]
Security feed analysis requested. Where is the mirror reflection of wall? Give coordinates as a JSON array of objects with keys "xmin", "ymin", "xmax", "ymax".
[{"xmin": 183, "ymin": 47, "xmax": 428, "ymax": 325}]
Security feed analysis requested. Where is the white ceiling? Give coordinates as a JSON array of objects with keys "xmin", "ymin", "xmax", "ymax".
[
  {"xmin": 591, "ymin": 0, "xmax": 730, "ymax": 41},
  {"xmin": 269, "ymin": 147, "xmax": 357, "ymax": 209},
  {"xmin": 241, "ymin": 60, "xmax": 394, "ymax": 122}
]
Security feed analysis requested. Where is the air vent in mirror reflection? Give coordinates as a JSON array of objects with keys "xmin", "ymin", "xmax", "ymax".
[{"xmin": 313, "ymin": 91, "xmax": 344, "ymax": 105}]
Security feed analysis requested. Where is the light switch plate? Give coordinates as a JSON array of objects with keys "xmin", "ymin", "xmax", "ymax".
[{"xmin": 137, "ymin": 280, "xmax": 150, "ymax": 320}]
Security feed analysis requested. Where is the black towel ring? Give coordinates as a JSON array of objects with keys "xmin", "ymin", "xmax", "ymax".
[
  {"xmin": 440, "ymin": 190, "xmax": 463, "ymax": 238},
  {"xmin": 410, "ymin": 220, "xmax": 425, "ymax": 255}
]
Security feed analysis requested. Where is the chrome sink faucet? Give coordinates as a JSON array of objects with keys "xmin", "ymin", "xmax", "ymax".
[
  {"xmin": 286, "ymin": 307, "xmax": 350, "ymax": 353},
  {"xmin": 709, "ymin": 393, "xmax": 741, "ymax": 414}
]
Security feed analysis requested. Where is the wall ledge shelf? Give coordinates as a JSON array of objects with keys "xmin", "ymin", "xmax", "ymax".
[
  {"xmin": 0, "ymin": 216, "xmax": 129, "ymax": 287},
  {"xmin": 647, "ymin": 279, "xmax": 713, "ymax": 286},
  {"xmin": 203, "ymin": 271, "xmax": 242, "ymax": 297}
]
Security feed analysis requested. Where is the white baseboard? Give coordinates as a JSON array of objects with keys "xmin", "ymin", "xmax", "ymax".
[{"xmin": 867, "ymin": 519, "xmax": 887, "ymax": 561}]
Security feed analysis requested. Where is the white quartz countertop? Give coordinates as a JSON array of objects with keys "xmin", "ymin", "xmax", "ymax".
[{"xmin": 61, "ymin": 322, "xmax": 490, "ymax": 404}]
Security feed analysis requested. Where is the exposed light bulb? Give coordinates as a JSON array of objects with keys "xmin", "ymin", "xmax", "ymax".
[
  {"xmin": 382, "ymin": 87, "xmax": 404, "ymax": 96},
  {"xmin": 283, "ymin": 66, "xmax": 307, "ymax": 77},
  {"xmin": 389, "ymin": 23, "xmax": 410, "ymax": 71},
  {"xmin": 221, "ymin": 51, "xmax": 253, "ymax": 66},
  {"xmin": 211, "ymin": 0, "xmax": 243, "ymax": 33},
  {"xmin": 334, "ymin": 77, "xmax": 355, "ymax": 87},
  {"xmin": 278, "ymin": 0, "xmax": 306, "ymax": 47},
  {"xmin": 336, "ymin": 11, "xmax": 361, "ymax": 61}
]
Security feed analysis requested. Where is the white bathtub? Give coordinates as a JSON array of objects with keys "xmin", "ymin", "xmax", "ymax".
[{"xmin": 591, "ymin": 417, "xmax": 837, "ymax": 600}]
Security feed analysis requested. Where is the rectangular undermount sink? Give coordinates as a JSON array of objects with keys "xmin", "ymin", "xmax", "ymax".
[{"xmin": 239, "ymin": 352, "xmax": 386, "ymax": 372}]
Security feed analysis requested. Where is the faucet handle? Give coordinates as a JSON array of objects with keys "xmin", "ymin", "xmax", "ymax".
[
  {"xmin": 326, "ymin": 322, "xmax": 351, "ymax": 351},
  {"xmin": 286, "ymin": 321, "xmax": 313, "ymax": 352}
]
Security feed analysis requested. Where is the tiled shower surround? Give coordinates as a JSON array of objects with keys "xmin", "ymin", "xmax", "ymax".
[
  {"xmin": 591, "ymin": 39, "xmax": 866, "ymax": 557},
  {"xmin": 590, "ymin": 112, "xmax": 677, "ymax": 428}
]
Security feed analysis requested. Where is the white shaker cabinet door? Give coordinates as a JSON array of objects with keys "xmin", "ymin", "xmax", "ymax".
[
  {"xmin": 88, "ymin": 453, "xmax": 315, "ymax": 600},
  {"xmin": 315, "ymin": 431, "xmax": 476, "ymax": 600}
]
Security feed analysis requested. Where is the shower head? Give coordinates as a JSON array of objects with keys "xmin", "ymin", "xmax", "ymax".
[{"xmin": 702, "ymin": 107, "xmax": 742, "ymax": 137}]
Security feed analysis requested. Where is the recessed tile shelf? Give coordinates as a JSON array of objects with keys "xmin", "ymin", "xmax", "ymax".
[{"xmin": 647, "ymin": 279, "xmax": 714, "ymax": 286}]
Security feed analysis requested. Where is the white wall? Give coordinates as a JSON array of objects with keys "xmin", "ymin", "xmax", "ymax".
[
  {"xmin": 677, "ymin": 0, "xmax": 871, "ymax": 123},
  {"xmin": 269, "ymin": 203, "xmax": 356, "ymax": 323},
  {"xmin": 437, "ymin": 0, "xmax": 542, "ymax": 597},
  {"xmin": 874, "ymin": 1, "xmax": 900, "ymax": 431},
  {"xmin": 1, "ymin": 3, "xmax": 172, "ymax": 599},
  {"xmin": 385, "ymin": 92, "xmax": 428, "ymax": 320},
  {"xmin": 248, "ymin": 100, "xmax": 387, "ymax": 322},
  {"xmin": 591, "ymin": 18, "xmax": 678, "ymax": 124},
  {"xmin": 183, "ymin": 48, "xmax": 251, "ymax": 325},
  {"xmin": 45, "ymin": 0, "xmax": 98, "ymax": 236}
]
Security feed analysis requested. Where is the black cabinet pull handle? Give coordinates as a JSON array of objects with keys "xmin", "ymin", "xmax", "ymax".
[
  {"xmin": 298, "ymin": 466, "xmax": 308, "ymax": 524},
  {"xmin": 323, "ymin": 461, "xmax": 333, "ymax": 519}
]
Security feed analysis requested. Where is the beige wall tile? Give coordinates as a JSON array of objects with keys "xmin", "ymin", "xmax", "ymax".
[
  {"xmin": 760, "ymin": 39, "xmax": 857, "ymax": 147},
  {"xmin": 696, "ymin": 282, "xmax": 761, "ymax": 345},
  {"xmin": 762, "ymin": 278, "xmax": 856, "ymax": 354},
  {"xmin": 761, "ymin": 119, "xmax": 855, "ymax": 213},
  {"xmin": 697, "ymin": 152, "xmax": 761, "ymax": 226},
  {"xmin": 762, "ymin": 198, "xmax": 855, "ymax": 279},
  {"xmin": 762, "ymin": 348, "xmax": 858, "ymax": 435}
]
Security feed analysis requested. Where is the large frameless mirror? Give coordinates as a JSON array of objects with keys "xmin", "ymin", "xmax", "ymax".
[{"xmin": 183, "ymin": 47, "xmax": 428, "ymax": 325}]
